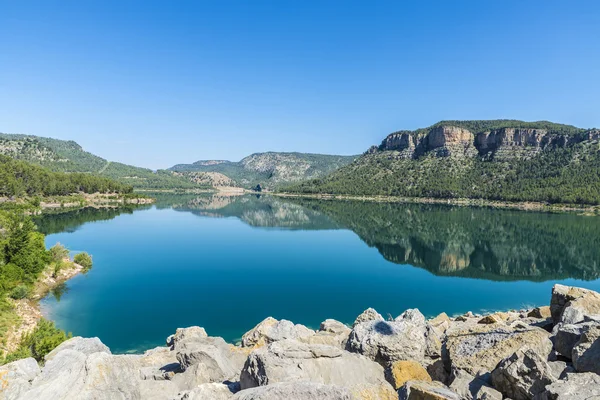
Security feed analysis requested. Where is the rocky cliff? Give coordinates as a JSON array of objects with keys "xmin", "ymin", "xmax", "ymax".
[
  {"xmin": 286, "ymin": 120, "xmax": 600, "ymax": 205},
  {"xmin": 2, "ymin": 284, "xmax": 600, "ymax": 399},
  {"xmin": 379, "ymin": 122, "xmax": 596, "ymax": 160}
]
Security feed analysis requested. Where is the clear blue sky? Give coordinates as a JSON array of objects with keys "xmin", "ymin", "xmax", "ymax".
[{"xmin": 1, "ymin": 1, "xmax": 598, "ymax": 169}]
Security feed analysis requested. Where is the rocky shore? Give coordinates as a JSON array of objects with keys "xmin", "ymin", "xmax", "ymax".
[{"xmin": 1, "ymin": 284, "xmax": 599, "ymax": 399}]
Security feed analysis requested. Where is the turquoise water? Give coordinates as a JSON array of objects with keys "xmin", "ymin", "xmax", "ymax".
[{"xmin": 37, "ymin": 195, "xmax": 600, "ymax": 353}]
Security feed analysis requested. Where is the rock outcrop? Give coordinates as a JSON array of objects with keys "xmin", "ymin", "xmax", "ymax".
[{"xmin": 2, "ymin": 284, "xmax": 599, "ymax": 400}]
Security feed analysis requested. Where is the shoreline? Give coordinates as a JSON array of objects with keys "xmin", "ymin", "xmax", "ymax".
[
  {"xmin": 273, "ymin": 192, "xmax": 600, "ymax": 214},
  {"xmin": 1, "ymin": 261, "xmax": 83, "ymax": 357},
  {"xmin": 2, "ymin": 283, "xmax": 598, "ymax": 399}
]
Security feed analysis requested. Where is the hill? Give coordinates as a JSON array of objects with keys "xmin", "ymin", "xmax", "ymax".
[
  {"xmin": 170, "ymin": 152, "xmax": 358, "ymax": 189},
  {"xmin": 285, "ymin": 120, "xmax": 600, "ymax": 205},
  {"xmin": 0, "ymin": 155, "xmax": 132, "ymax": 197},
  {"xmin": 0, "ymin": 133, "xmax": 206, "ymax": 189}
]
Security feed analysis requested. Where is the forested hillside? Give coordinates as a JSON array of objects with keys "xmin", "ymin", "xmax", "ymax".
[
  {"xmin": 0, "ymin": 134, "xmax": 205, "ymax": 189},
  {"xmin": 0, "ymin": 155, "xmax": 132, "ymax": 197},
  {"xmin": 285, "ymin": 120, "xmax": 600, "ymax": 205},
  {"xmin": 170, "ymin": 152, "xmax": 357, "ymax": 189}
]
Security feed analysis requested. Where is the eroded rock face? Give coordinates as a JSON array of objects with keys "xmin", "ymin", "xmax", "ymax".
[
  {"xmin": 239, "ymin": 339, "xmax": 396, "ymax": 399},
  {"xmin": 385, "ymin": 360, "xmax": 431, "ymax": 390},
  {"xmin": 550, "ymin": 284, "xmax": 600, "ymax": 324},
  {"xmin": 352, "ymin": 308, "xmax": 384, "ymax": 327},
  {"xmin": 571, "ymin": 325, "xmax": 600, "ymax": 374},
  {"xmin": 398, "ymin": 380, "xmax": 460, "ymax": 400},
  {"xmin": 346, "ymin": 318, "xmax": 426, "ymax": 365},
  {"xmin": 44, "ymin": 336, "xmax": 110, "ymax": 361},
  {"xmin": 301, "ymin": 319, "xmax": 351, "ymax": 349},
  {"xmin": 174, "ymin": 382, "xmax": 239, "ymax": 400},
  {"xmin": 448, "ymin": 369, "xmax": 501, "ymax": 400},
  {"xmin": 232, "ymin": 382, "xmax": 353, "ymax": 400},
  {"xmin": 539, "ymin": 372, "xmax": 600, "ymax": 399},
  {"xmin": 490, "ymin": 349, "xmax": 557, "ymax": 400},
  {"xmin": 551, "ymin": 321, "xmax": 596, "ymax": 359},
  {"xmin": 443, "ymin": 324, "xmax": 552, "ymax": 375},
  {"xmin": 0, "ymin": 357, "xmax": 40, "ymax": 400},
  {"xmin": 241, "ymin": 317, "xmax": 315, "ymax": 348}
]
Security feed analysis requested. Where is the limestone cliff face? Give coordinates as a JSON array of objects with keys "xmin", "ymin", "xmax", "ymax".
[{"xmin": 378, "ymin": 125, "xmax": 597, "ymax": 160}]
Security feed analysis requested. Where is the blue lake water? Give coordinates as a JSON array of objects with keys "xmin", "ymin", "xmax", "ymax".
[{"xmin": 36, "ymin": 195, "xmax": 600, "ymax": 353}]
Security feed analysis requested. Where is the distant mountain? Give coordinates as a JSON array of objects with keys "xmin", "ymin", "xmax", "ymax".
[
  {"xmin": 0, "ymin": 133, "xmax": 206, "ymax": 189},
  {"xmin": 285, "ymin": 120, "xmax": 600, "ymax": 205},
  {"xmin": 170, "ymin": 152, "xmax": 358, "ymax": 189}
]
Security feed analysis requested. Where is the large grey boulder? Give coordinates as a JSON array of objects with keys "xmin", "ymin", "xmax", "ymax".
[
  {"xmin": 173, "ymin": 335, "xmax": 246, "ymax": 388},
  {"xmin": 0, "ymin": 357, "xmax": 41, "ymax": 400},
  {"xmin": 44, "ymin": 336, "xmax": 110, "ymax": 361},
  {"xmin": 551, "ymin": 321, "xmax": 597, "ymax": 359},
  {"xmin": 239, "ymin": 339, "xmax": 396, "ymax": 399},
  {"xmin": 232, "ymin": 382, "xmax": 353, "ymax": 400},
  {"xmin": 174, "ymin": 382, "xmax": 239, "ymax": 399},
  {"xmin": 490, "ymin": 349, "xmax": 557, "ymax": 400},
  {"xmin": 300, "ymin": 319, "xmax": 351, "ymax": 349},
  {"xmin": 241, "ymin": 317, "xmax": 315, "ymax": 348},
  {"xmin": 551, "ymin": 284, "xmax": 600, "ymax": 324},
  {"xmin": 448, "ymin": 369, "xmax": 501, "ymax": 400},
  {"xmin": 538, "ymin": 372, "xmax": 600, "ymax": 399},
  {"xmin": 398, "ymin": 380, "xmax": 460, "ymax": 400},
  {"xmin": 76, "ymin": 352, "xmax": 143, "ymax": 399},
  {"xmin": 19, "ymin": 349, "xmax": 88, "ymax": 400},
  {"xmin": 352, "ymin": 308, "xmax": 384, "ymax": 327},
  {"xmin": 346, "ymin": 317, "xmax": 426, "ymax": 365},
  {"xmin": 442, "ymin": 324, "xmax": 552, "ymax": 376},
  {"xmin": 571, "ymin": 324, "xmax": 600, "ymax": 374},
  {"xmin": 167, "ymin": 326, "xmax": 208, "ymax": 348}
]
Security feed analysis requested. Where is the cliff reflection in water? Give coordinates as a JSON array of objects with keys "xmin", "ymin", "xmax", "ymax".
[{"xmin": 35, "ymin": 194, "xmax": 600, "ymax": 282}]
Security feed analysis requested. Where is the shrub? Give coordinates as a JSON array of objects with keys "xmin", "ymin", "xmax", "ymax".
[
  {"xmin": 3, "ymin": 318, "xmax": 71, "ymax": 364},
  {"xmin": 48, "ymin": 243, "xmax": 69, "ymax": 264},
  {"xmin": 9, "ymin": 285, "xmax": 29, "ymax": 300},
  {"xmin": 74, "ymin": 252, "xmax": 92, "ymax": 270}
]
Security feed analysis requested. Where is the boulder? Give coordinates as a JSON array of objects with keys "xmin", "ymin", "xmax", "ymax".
[
  {"xmin": 385, "ymin": 360, "xmax": 431, "ymax": 390},
  {"xmin": 490, "ymin": 349, "xmax": 557, "ymax": 400},
  {"xmin": 551, "ymin": 321, "xmax": 596, "ymax": 359},
  {"xmin": 539, "ymin": 372, "xmax": 600, "ymax": 399},
  {"xmin": 174, "ymin": 336, "xmax": 246, "ymax": 384},
  {"xmin": 528, "ymin": 306, "xmax": 551, "ymax": 319},
  {"xmin": 44, "ymin": 336, "xmax": 110, "ymax": 361},
  {"xmin": 175, "ymin": 382, "xmax": 239, "ymax": 399},
  {"xmin": 398, "ymin": 380, "xmax": 460, "ymax": 400},
  {"xmin": 301, "ymin": 320, "xmax": 351, "ymax": 349},
  {"xmin": 448, "ymin": 369, "xmax": 501, "ymax": 400},
  {"xmin": 169, "ymin": 326, "xmax": 208, "ymax": 348},
  {"xmin": 19, "ymin": 349, "xmax": 88, "ymax": 399},
  {"xmin": 442, "ymin": 324, "xmax": 552, "ymax": 375},
  {"xmin": 0, "ymin": 358, "xmax": 41, "ymax": 400},
  {"xmin": 75, "ymin": 352, "xmax": 142, "ymax": 399},
  {"xmin": 550, "ymin": 284, "xmax": 600, "ymax": 324},
  {"xmin": 352, "ymin": 308, "xmax": 384, "ymax": 327},
  {"xmin": 346, "ymin": 318, "xmax": 426, "ymax": 365},
  {"xmin": 395, "ymin": 309, "xmax": 426, "ymax": 325},
  {"xmin": 571, "ymin": 325, "xmax": 600, "ymax": 374},
  {"xmin": 232, "ymin": 382, "xmax": 353, "ymax": 400},
  {"xmin": 239, "ymin": 339, "xmax": 396, "ymax": 399},
  {"xmin": 429, "ymin": 312, "xmax": 451, "ymax": 334},
  {"xmin": 241, "ymin": 317, "xmax": 315, "ymax": 348}
]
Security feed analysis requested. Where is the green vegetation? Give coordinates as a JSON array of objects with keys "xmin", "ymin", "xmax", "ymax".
[
  {"xmin": 0, "ymin": 210, "xmax": 78, "ymax": 364},
  {"xmin": 170, "ymin": 152, "xmax": 357, "ymax": 189},
  {"xmin": 292, "ymin": 198, "xmax": 600, "ymax": 281},
  {"xmin": 3, "ymin": 318, "xmax": 70, "ymax": 363},
  {"xmin": 0, "ymin": 133, "xmax": 208, "ymax": 189},
  {"xmin": 0, "ymin": 155, "xmax": 133, "ymax": 197},
  {"xmin": 73, "ymin": 252, "xmax": 92, "ymax": 271},
  {"xmin": 285, "ymin": 121, "xmax": 600, "ymax": 205}
]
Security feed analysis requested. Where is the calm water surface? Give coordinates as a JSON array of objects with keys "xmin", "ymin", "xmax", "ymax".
[{"xmin": 36, "ymin": 195, "xmax": 600, "ymax": 353}]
